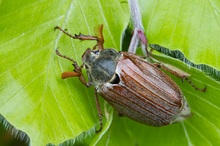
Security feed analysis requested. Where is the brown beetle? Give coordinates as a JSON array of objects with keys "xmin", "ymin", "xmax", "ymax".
[{"xmin": 54, "ymin": 24, "xmax": 206, "ymax": 131}]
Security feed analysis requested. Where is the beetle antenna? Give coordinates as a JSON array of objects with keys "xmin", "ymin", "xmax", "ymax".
[
  {"xmin": 94, "ymin": 89, "xmax": 103, "ymax": 132},
  {"xmin": 56, "ymin": 48, "xmax": 76, "ymax": 63}
]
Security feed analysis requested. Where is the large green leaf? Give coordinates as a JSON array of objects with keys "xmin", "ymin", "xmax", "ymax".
[
  {"xmin": 0, "ymin": 0, "xmax": 219, "ymax": 146},
  {"xmin": 0, "ymin": 0, "xmax": 129, "ymax": 145}
]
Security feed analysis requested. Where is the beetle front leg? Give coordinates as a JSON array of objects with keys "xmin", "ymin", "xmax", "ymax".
[
  {"xmin": 56, "ymin": 48, "xmax": 91, "ymax": 87},
  {"xmin": 54, "ymin": 25, "xmax": 104, "ymax": 50},
  {"xmin": 54, "ymin": 26, "xmax": 97, "ymax": 41},
  {"xmin": 154, "ymin": 62, "xmax": 207, "ymax": 92},
  {"xmin": 63, "ymin": 63, "xmax": 91, "ymax": 87},
  {"xmin": 94, "ymin": 90, "xmax": 103, "ymax": 132}
]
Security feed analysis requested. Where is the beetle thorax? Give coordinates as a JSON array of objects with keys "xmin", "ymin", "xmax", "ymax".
[{"xmin": 82, "ymin": 48, "xmax": 121, "ymax": 88}]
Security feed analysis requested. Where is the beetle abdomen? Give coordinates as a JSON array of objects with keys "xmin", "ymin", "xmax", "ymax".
[{"xmin": 98, "ymin": 52, "xmax": 190, "ymax": 126}]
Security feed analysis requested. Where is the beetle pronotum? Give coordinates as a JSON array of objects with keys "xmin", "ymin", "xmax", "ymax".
[{"xmin": 54, "ymin": 24, "xmax": 206, "ymax": 132}]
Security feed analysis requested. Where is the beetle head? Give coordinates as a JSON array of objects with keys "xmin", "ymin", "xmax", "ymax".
[
  {"xmin": 82, "ymin": 48, "xmax": 120, "ymax": 68},
  {"xmin": 82, "ymin": 48, "xmax": 121, "ymax": 86}
]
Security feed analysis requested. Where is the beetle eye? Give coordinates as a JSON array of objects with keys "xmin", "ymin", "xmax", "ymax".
[
  {"xmin": 109, "ymin": 74, "xmax": 120, "ymax": 84},
  {"xmin": 93, "ymin": 50, "xmax": 100, "ymax": 55},
  {"xmin": 84, "ymin": 64, "xmax": 89, "ymax": 69}
]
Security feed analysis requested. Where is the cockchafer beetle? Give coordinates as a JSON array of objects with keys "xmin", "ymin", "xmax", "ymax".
[{"xmin": 54, "ymin": 24, "xmax": 206, "ymax": 132}]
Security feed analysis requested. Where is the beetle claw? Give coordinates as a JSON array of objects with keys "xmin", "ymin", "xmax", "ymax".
[{"xmin": 185, "ymin": 77, "xmax": 207, "ymax": 92}]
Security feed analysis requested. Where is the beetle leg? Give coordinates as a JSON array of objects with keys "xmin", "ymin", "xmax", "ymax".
[
  {"xmin": 54, "ymin": 25, "xmax": 104, "ymax": 50},
  {"xmin": 56, "ymin": 48, "xmax": 91, "ymax": 87},
  {"xmin": 94, "ymin": 89, "xmax": 103, "ymax": 132},
  {"xmin": 154, "ymin": 62, "xmax": 207, "ymax": 92},
  {"xmin": 54, "ymin": 26, "xmax": 97, "ymax": 41},
  {"xmin": 68, "ymin": 62, "xmax": 91, "ymax": 87},
  {"xmin": 184, "ymin": 78, "xmax": 207, "ymax": 92},
  {"xmin": 78, "ymin": 74, "xmax": 91, "ymax": 87},
  {"xmin": 154, "ymin": 63, "xmax": 190, "ymax": 78}
]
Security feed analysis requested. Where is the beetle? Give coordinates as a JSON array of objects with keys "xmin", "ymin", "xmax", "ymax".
[{"xmin": 54, "ymin": 24, "xmax": 206, "ymax": 131}]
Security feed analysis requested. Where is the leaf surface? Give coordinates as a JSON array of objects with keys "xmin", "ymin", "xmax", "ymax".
[{"xmin": 0, "ymin": 0, "xmax": 219, "ymax": 145}]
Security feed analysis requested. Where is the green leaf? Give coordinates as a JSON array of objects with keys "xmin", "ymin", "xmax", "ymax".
[
  {"xmin": 0, "ymin": 114, "xmax": 30, "ymax": 145},
  {"xmin": 0, "ymin": 0, "xmax": 219, "ymax": 146},
  {"xmin": 0, "ymin": 0, "xmax": 129, "ymax": 145},
  {"xmin": 141, "ymin": 0, "xmax": 220, "ymax": 69}
]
